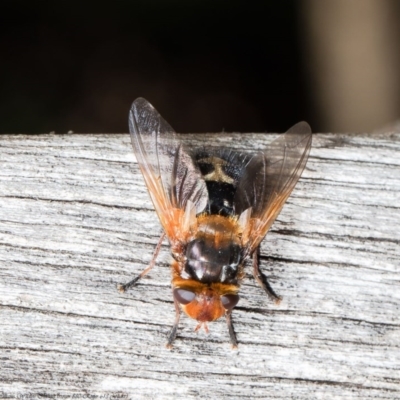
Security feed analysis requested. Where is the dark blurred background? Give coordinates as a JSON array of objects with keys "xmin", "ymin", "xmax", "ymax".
[{"xmin": 1, "ymin": 0, "xmax": 400, "ymax": 134}]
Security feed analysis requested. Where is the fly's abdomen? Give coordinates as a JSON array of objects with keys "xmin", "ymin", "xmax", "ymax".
[{"xmin": 194, "ymin": 150, "xmax": 251, "ymax": 217}]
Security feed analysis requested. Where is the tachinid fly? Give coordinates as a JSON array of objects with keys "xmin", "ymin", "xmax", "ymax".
[{"xmin": 118, "ymin": 98, "xmax": 312, "ymax": 348}]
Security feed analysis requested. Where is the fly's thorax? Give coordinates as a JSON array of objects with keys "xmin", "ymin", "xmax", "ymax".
[
  {"xmin": 196, "ymin": 214, "xmax": 241, "ymax": 238},
  {"xmin": 183, "ymin": 215, "xmax": 244, "ymax": 284}
]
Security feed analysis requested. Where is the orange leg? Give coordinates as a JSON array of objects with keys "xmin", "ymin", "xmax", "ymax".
[{"xmin": 118, "ymin": 232, "xmax": 166, "ymax": 292}]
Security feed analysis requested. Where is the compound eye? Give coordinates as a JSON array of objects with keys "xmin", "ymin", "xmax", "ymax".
[
  {"xmin": 221, "ymin": 294, "xmax": 239, "ymax": 310},
  {"xmin": 173, "ymin": 288, "xmax": 196, "ymax": 305}
]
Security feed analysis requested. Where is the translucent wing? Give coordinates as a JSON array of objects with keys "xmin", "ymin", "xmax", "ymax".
[
  {"xmin": 129, "ymin": 98, "xmax": 208, "ymax": 241},
  {"xmin": 234, "ymin": 122, "xmax": 312, "ymax": 253}
]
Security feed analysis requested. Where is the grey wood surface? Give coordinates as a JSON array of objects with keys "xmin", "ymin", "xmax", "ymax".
[{"xmin": 0, "ymin": 131, "xmax": 399, "ymax": 399}]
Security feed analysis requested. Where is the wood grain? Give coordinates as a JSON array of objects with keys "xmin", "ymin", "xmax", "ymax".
[{"xmin": 0, "ymin": 132, "xmax": 399, "ymax": 399}]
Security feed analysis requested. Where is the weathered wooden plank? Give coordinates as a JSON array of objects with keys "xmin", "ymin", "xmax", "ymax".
[{"xmin": 0, "ymin": 132, "xmax": 399, "ymax": 399}]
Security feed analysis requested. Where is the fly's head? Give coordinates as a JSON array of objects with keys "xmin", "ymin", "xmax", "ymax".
[{"xmin": 173, "ymin": 284, "xmax": 240, "ymax": 325}]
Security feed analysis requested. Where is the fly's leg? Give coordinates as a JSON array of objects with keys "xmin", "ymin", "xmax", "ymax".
[
  {"xmin": 117, "ymin": 232, "xmax": 166, "ymax": 292},
  {"xmin": 252, "ymin": 246, "xmax": 282, "ymax": 304},
  {"xmin": 226, "ymin": 310, "xmax": 238, "ymax": 349},
  {"xmin": 166, "ymin": 297, "xmax": 181, "ymax": 349}
]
